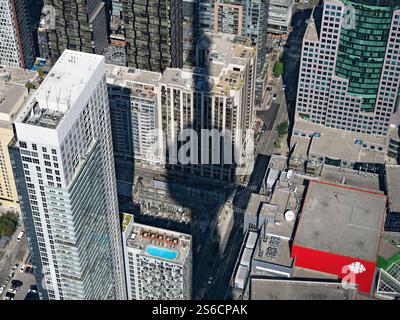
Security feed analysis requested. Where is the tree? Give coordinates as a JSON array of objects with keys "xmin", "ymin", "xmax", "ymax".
[
  {"xmin": 277, "ymin": 121, "xmax": 289, "ymax": 137},
  {"xmin": 25, "ymin": 81, "xmax": 35, "ymax": 90},
  {"xmin": 0, "ymin": 213, "xmax": 18, "ymax": 237},
  {"xmin": 273, "ymin": 61, "xmax": 284, "ymax": 78},
  {"xmin": 37, "ymin": 68, "xmax": 44, "ymax": 78}
]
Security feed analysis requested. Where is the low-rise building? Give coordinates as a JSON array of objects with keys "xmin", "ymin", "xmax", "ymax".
[
  {"xmin": 292, "ymin": 180, "xmax": 387, "ymax": 294},
  {"xmin": 0, "ymin": 66, "xmax": 36, "ymax": 210},
  {"xmin": 290, "ymin": 117, "xmax": 386, "ymax": 174},
  {"xmin": 249, "ymin": 278, "xmax": 357, "ymax": 300}
]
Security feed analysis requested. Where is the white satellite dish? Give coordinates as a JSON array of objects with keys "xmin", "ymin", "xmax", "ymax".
[
  {"xmin": 284, "ymin": 210, "xmax": 295, "ymax": 222},
  {"xmin": 287, "ymin": 170, "xmax": 294, "ymax": 180}
]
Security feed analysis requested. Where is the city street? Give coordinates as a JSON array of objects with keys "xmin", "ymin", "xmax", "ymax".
[{"xmin": 0, "ymin": 225, "xmax": 28, "ymax": 286}]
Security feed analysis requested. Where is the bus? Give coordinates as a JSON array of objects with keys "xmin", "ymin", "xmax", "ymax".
[{"xmin": 17, "ymin": 231, "xmax": 24, "ymax": 242}]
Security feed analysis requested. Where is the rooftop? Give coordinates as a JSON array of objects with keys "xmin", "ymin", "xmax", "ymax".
[
  {"xmin": 0, "ymin": 83, "xmax": 28, "ymax": 124},
  {"xmin": 320, "ymin": 165, "xmax": 381, "ymax": 191},
  {"xmin": 106, "ymin": 64, "xmax": 161, "ymax": 98},
  {"xmin": 294, "ymin": 181, "xmax": 386, "ymax": 261},
  {"xmin": 292, "ymin": 118, "xmax": 386, "ymax": 164},
  {"xmin": 386, "ymin": 165, "xmax": 400, "ymax": 213},
  {"xmin": 15, "ymin": 50, "xmax": 105, "ymax": 129},
  {"xmin": 250, "ymin": 278, "xmax": 357, "ymax": 300},
  {"xmin": 126, "ymin": 222, "xmax": 192, "ymax": 265},
  {"xmin": 161, "ymin": 32, "xmax": 254, "ymax": 96}
]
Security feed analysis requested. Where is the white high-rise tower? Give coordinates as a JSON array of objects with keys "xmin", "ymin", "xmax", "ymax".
[{"xmin": 13, "ymin": 50, "xmax": 126, "ymax": 300}]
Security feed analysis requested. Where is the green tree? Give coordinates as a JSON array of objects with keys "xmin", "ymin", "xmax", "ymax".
[
  {"xmin": 37, "ymin": 68, "xmax": 44, "ymax": 78},
  {"xmin": 273, "ymin": 61, "xmax": 284, "ymax": 78},
  {"xmin": 25, "ymin": 81, "xmax": 35, "ymax": 90},
  {"xmin": 277, "ymin": 121, "xmax": 289, "ymax": 137},
  {"xmin": 0, "ymin": 213, "xmax": 18, "ymax": 237}
]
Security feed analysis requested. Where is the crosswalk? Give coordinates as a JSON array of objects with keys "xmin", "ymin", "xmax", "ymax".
[{"xmin": 238, "ymin": 184, "xmax": 258, "ymax": 192}]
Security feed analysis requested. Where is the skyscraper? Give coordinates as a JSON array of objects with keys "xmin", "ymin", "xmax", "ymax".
[
  {"xmin": 122, "ymin": 214, "xmax": 192, "ymax": 300},
  {"xmin": 160, "ymin": 33, "xmax": 256, "ymax": 181},
  {"xmin": 295, "ymin": 0, "xmax": 400, "ymax": 137},
  {"xmin": 106, "ymin": 64, "xmax": 162, "ymax": 165},
  {"xmin": 43, "ymin": 0, "xmax": 108, "ymax": 64},
  {"xmin": 12, "ymin": 50, "xmax": 126, "ymax": 300},
  {"xmin": 121, "ymin": 0, "xmax": 183, "ymax": 72},
  {"xmin": 196, "ymin": 0, "xmax": 268, "ymax": 106},
  {"xmin": 0, "ymin": 0, "xmax": 36, "ymax": 68}
]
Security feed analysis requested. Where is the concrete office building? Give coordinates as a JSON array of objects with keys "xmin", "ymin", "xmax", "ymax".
[
  {"xmin": 295, "ymin": 0, "xmax": 400, "ymax": 137},
  {"xmin": 159, "ymin": 33, "xmax": 256, "ymax": 181},
  {"xmin": 0, "ymin": 0, "xmax": 35, "ymax": 68},
  {"xmin": 268, "ymin": 0, "xmax": 294, "ymax": 35},
  {"xmin": 122, "ymin": 214, "xmax": 192, "ymax": 300},
  {"xmin": 12, "ymin": 51, "xmax": 126, "ymax": 300},
  {"xmin": 197, "ymin": 0, "xmax": 268, "ymax": 106},
  {"xmin": 43, "ymin": 0, "xmax": 108, "ymax": 63},
  {"xmin": 0, "ymin": 66, "xmax": 36, "ymax": 210},
  {"xmin": 106, "ymin": 64, "xmax": 162, "ymax": 165},
  {"xmin": 121, "ymin": 0, "xmax": 183, "ymax": 72}
]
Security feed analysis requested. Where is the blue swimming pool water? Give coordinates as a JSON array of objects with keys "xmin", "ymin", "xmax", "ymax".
[{"xmin": 146, "ymin": 246, "xmax": 178, "ymax": 260}]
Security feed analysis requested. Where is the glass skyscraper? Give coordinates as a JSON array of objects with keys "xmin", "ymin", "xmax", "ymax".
[{"xmin": 296, "ymin": 0, "xmax": 400, "ymax": 137}]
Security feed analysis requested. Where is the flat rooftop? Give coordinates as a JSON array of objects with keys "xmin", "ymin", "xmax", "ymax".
[
  {"xmin": 126, "ymin": 222, "xmax": 191, "ymax": 265},
  {"xmin": 293, "ymin": 118, "xmax": 386, "ymax": 164},
  {"xmin": 294, "ymin": 181, "xmax": 386, "ymax": 261},
  {"xmin": 386, "ymin": 165, "xmax": 400, "ymax": 213},
  {"xmin": 106, "ymin": 64, "xmax": 161, "ymax": 99},
  {"xmin": 0, "ymin": 83, "xmax": 28, "ymax": 124},
  {"xmin": 320, "ymin": 165, "xmax": 381, "ymax": 192},
  {"xmin": 162, "ymin": 32, "xmax": 254, "ymax": 95},
  {"xmin": 15, "ymin": 50, "xmax": 105, "ymax": 129},
  {"xmin": 250, "ymin": 278, "xmax": 357, "ymax": 300},
  {"xmin": 0, "ymin": 65, "xmax": 37, "ymax": 86}
]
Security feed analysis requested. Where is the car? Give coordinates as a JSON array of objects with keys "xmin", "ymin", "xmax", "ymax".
[
  {"xmin": 207, "ymin": 276, "xmax": 213, "ymax": 285},
  {"xmin": 272, "ymin": 93, "xmax": 277, "ymax": 100},
  {"xmin": 0, "ymin": 285, "xmax": 5, "ymax": 295},
  {"xmin": 5, "ymin": 292, "xmax": 15, "ymax": 300},
  {"xmin": 8, "ymin": 287, "xmax": 17, "ymax": 294},
  {"xmin": 29, "ymin": 285, "xmax": 37, "ymax": 294},
  {"xmin": 11, "ymin": 280, "xmax": 23, "ymax": 288},
  {"xmin": 20, "ymin": 264, "xmax": 26, "ymax": 273}
]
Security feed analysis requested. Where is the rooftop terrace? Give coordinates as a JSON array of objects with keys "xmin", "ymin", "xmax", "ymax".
[{"xmin": 126, "ymin": 222, "xmax": 191, "ymax": 265}]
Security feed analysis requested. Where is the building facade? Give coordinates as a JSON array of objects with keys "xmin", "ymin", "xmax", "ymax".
[
  {"xmin": 12, "ymin": 50, "xmax": 126, "ymax": 300},
  {"xmin": 0, "ymin": 66, "xmax": 37, "ymax": 210},
  {"xmin": 197, "ymin": 0, "xmax": 268, "ymax": 106},
  {"xmin": 43, "ymin": 0, "xmax": 108, "ymax": 64},
  {"xmin": 122, "ymin": 214, "xmax": 192, "ymax": 300},
  {"xmin": 0, "ymin": 0, "xmax": 35, "ymax": 68},
  {"xmin": 295, "ymin": 0, "xmax": 400, "ymax": 137},
  {"xmin": 159, "ymin": 33, "xmax": 256, "ymax": 181},
  {"xmin": 121, "ymin": 0, "xmax": 183, "ymax": 72},
  {"xmin": 106, "ymin": 64, "xmax": 162, "ymax": 165}
]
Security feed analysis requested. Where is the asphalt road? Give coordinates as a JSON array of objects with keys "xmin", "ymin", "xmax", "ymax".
[{"xmin": 0, "ymin": 225, "xmax": 28, "ymax": 287}]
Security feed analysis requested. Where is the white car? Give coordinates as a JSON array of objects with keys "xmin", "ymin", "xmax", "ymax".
[
  {"xmin": 20, "ymin": 264, "xmax": 26, "ymax": 273},
  {"xmin": 0, "ymin": 285, "xmax": 5, "ymax": 295}
]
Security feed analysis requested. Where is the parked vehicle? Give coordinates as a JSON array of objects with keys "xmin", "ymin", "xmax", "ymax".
[{"xmin": 17, "ymin": 231, "xmax": 24, "ymax": 241}]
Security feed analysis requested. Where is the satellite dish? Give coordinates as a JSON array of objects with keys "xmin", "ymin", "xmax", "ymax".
[
  {"xmin": 287, "ymin": 170, "xmax": 293, "ymax": 180},
  {"xmin": 284, "ymin": 210, "xmax": 295, "ymax": 222}
]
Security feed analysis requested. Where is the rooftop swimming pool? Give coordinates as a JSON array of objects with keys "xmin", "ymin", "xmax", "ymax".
[{"xmin": 145, "ymin": 246, "xmax": 178, "ymax": 261}]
